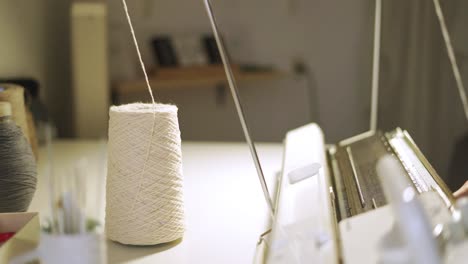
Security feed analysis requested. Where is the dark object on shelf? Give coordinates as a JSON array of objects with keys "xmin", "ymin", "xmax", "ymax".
[
  {"xmin": 202, "ymin": 34, "xmax": 222, "ymax": 65},
  {"xmin": 239, "ymin": 64, "xmax": 274, "ymax": 73},
  {"xmin": 0, "ymin": 78, "xmax": 39, "ymax": 99},
  {"xmin": 151, "ymin": 36, "xmax": 179, "ymax": 67}
]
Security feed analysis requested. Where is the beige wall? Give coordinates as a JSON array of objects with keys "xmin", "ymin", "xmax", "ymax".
[
  {"xmin": 72, "ymin": 2, "xmax": 109, "ymax": 138},
  {"xmin": 0, "ymin": 1, "xmax": 47, "ymax": 94},
  {"xmin": 0, "ymin": 0, "xmax": 73, "ymax": 137},
  {"xmin": 0, "ymin": 0, "xmax": 374, "ymax": 141}
]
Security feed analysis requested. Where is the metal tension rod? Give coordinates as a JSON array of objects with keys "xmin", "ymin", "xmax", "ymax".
[
  {"xmin": 203, "ymin": 0, "xmax": 275, "ymax": 214},
  {"xmin": 433, "ymin": 0, "xmax": 468, "ymax": 121},
  {"xmin": 370, "ymin": 0, "xmax": 382, "ymax": 132}
]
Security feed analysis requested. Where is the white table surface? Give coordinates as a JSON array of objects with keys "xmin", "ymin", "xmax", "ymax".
[{"xmin": 29, "ymin": 140, "xmax": 283, "ymax": 263}]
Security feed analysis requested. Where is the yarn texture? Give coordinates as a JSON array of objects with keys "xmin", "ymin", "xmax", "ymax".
[
  {"xmin": 105, "ymin": 103, "xmax": 184, "ymax": 245},
  {"xmin": 0, "ymin": 117, "xmax": 37, "ymax": 212}
]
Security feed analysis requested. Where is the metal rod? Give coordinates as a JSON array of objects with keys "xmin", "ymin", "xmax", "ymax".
[
  {"xmin": 346, "ymin": 147, "xmax": 366, "ymax": 208},
  {"xmin": 203, "ymin": 0, "xmax": 275, "ymax": 214},
  {"xmin": 370, "ymin": 0, "xmax": 382, "ymax": 132},
  {"xmin": 432, "ymin": 0, "xmax": 468, "ymax": 122}
]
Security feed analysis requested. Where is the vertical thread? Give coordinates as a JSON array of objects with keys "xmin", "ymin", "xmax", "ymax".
[
  {"xmin": 120, "ymin": 0, "xmax": 155, "ymax": 105},
  {"xmin": 119, "ymin": 0, "xmax": 159, "ymax": 228}
]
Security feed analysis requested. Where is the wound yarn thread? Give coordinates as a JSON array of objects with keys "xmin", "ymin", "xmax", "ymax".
[
  {"xmin": 105, "ymin": 0, "xmax": 185, "ymax": 245},
  {"xmin": 105, "ymin": 103, "xmax": 184, "ymax": 245},
  {"xmin": 0, "ymin": 110, "xmax": 37, "ymax": 212}
]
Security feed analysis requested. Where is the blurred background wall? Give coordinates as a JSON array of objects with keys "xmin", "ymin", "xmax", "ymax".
[
  {"xmin": 0, "ymin": 0, "xmax": 372, "ymax": 141},
  {"xmin": 0, "ymin": 0, "xmax": 467, "ymax": 185},
  {"xmin": 0, "ymin": 0, "xmax": 72, "ymax": 136},
  {"xmin": 108, "ymin": 0, "xmax": 371, "ymax": 142}
]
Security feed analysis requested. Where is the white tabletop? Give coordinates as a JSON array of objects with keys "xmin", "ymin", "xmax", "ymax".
[{"xmin": 29, "ymin": 140, "xmax": 283, "ymax": 263}]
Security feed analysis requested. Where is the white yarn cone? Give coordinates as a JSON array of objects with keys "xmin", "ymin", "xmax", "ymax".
[{"xmin": 105, "ymin": 103, "xmax": 184, "ymax": 245}]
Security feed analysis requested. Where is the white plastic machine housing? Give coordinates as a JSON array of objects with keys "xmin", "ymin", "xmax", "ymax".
[
  {"xmin": 266, "ymin": 124, "xmax": 338, "ymax": 263},
  {"xmin": 262, "ymin": 123, "xmax": 468, "ymax": 264}
]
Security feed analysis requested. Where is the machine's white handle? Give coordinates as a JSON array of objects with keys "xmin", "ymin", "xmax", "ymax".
[{"xmin": 376, "ymin": 155, "xmax": 441, "ymax": 264}]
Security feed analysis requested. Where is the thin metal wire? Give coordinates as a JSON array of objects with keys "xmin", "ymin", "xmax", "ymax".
[
  {"xmin": 370, "ymin": 0, "xmax": 382, "ymax": 132},
  {"xmin": 432, "ymin": 0, "xmax": 468, "ymax": 121},
  {"xmin": 203, "ymin": 0, "xmax": 275, "ymax": 214}
]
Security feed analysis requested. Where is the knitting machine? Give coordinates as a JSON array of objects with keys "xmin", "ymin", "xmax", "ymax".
[
  {"xmin": 254, "ymin": 124, "xmax": 468, "ymax": 263},
  {"xmin": 202, "ymin": 0, "xmax": 468, "ymax": 262}
]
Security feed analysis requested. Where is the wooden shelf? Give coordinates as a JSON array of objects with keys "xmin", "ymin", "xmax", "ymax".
[{"xmin": 113, "ymin": 67, "xmax": 287, "ymax": 96}]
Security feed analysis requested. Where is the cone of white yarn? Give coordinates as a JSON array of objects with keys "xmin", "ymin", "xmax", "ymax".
[{"xmin": 105, "ymin": 103, "xmax": 184, "ymax": 245}]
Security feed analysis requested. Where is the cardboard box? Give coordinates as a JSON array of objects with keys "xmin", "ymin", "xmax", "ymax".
[{"xmin": 0, "ymin": 212, "xmax": 40, "ymax": 263}]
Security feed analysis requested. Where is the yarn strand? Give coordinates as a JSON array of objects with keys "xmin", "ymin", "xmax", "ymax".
[
  {"xmin": 120, "ymin": 0, "xmax": 155, "ymax": 105},
  {"xmin": 120, "ymin": 0, "xmax": 159, "ymax": 218}
]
